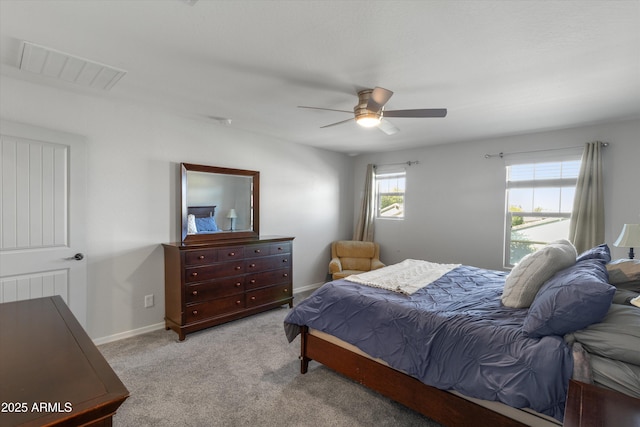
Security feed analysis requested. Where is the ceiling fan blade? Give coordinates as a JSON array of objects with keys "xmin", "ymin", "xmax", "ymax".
[
  {"xmin": 298, "ymin": 106, "xmax": 353, "ymax": 114},
  {"xmin": 383, "ymin": 108, "xmax": 447, "ymax": 118},
  {"xmin": 377, "ymin": 119, "xmax": 399, "ymax": 135},
  {"xmin": 320, "ymin": 118, "xmax": 354, "ymax": 128},
  {"xmin": 367, "ymin": 87, "xmax": 394, "ymax": 111}
]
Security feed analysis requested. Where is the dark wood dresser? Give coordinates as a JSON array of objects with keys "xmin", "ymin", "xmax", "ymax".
[
  {"xmin": 163, "ymin": 235, "xmax": 294, "ymax": 340},
  {"xmin": 0, "ymin": 296, "xmax": 129, "ymax": 427}
]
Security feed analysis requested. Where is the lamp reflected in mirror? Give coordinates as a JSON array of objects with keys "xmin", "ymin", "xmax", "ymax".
[
  {"xmin": 227, "ymin": 209, "xmax": 237, "ymax": 231},
  {"xmin": 614, "ymin": 224, "xmax": 640, "ymax": 259}
]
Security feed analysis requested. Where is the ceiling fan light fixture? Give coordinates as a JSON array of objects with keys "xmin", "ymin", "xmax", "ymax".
[
  {"xmin": 300, "ymin": 86, "xmax": 446, "ymax": 133},
  {"xmin": 356, "ymin": 113, "xmax": 382, "ymax": 128}
]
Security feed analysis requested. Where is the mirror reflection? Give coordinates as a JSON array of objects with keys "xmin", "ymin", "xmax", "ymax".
[
  {"xmin": 181, "ymin": 163, "xmax": 259, "ymax": 243},
  {"xmin": 186, "ymin": 171, "xmax": 253, "ymax": 234}
]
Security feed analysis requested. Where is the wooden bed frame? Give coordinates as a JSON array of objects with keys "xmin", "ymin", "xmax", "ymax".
[
  {"xmin": 299, "ymin": 326, "xmax": 546, "ymax": 427},
  {"xmin": 188, "ymin": 205, "xmax": 216, "ymax": 218}
]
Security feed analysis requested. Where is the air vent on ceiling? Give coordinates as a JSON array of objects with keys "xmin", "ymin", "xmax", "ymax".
[{"xmin": 19, "ymin": 41, "xmax": 127, "ymax": 91}]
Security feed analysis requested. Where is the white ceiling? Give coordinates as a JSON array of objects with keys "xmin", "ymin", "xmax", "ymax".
[{"xmin": 1, "ymin": 0, "xmax": 638, "ymax": 154}]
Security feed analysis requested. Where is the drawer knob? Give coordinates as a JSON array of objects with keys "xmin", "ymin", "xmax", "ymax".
[
  {"xmin": 235, "ymin": 282, "xmax": 241, "ymax": 287},
  {"xmin": 250, "ymin": 279, "xmax": 256, "ymax": 284},
  {"xmin": 236, "ymin": 300, "xmax": 241, "ymax": 305},
  {"xmin": 284, "ymin": 289, "xmax": 288, "ymax": 293},
  {"xmin": 198, "ymin": 255, "xmax": 205, "ymax": 260},
  {"xmin": 250, "ymin": 296, "xmax": 256, "ymax": 301},
  {"xmin": 255, "ymin": 249, "xmax": 261, "ymax": 253},
  {"xmin": 250, "ymin": 263, "xmax": 256, "ymax": 268},
  {"xmin": 192, "ymin": 290, "xmax": 198, "ymax": 296},
  {"xmin": 192, "ymin": 310, "xmax": 198, "ymax": 315},
  {"xmin": 277, "ymin": 247, "xmax": 283, "ymax": 251},
  {"xmin": 229, "ymin": 252, "xmax": 235, "ymax": 256},
  {"xmin": 235, "ymin": 266, "xmax": 241, "ymax": 270},
  {"xmin": 283, "ymin": 259, "xmax": 288, "ymax": 263},
  {"xmin": 191, "ymin": 272, "xmax": 198, "ymax": 277},
  {"xmin": 283, "ymin": 273, "xmax": 288, "ymax": 278}
]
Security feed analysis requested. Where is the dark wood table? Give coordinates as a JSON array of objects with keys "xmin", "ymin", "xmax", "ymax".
[
  {"xmin": 0, "ymin": 296, "xmax": 129, "ymax": 426},
  {"xmin": 564, "ymin": 379, "xmax": 640, "ymax": 427}
]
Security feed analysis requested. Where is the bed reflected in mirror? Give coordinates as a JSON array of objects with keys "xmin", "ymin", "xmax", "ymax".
[{"xmin": 181, "ymin": 163, "xmax": 259, "ymax": 243}]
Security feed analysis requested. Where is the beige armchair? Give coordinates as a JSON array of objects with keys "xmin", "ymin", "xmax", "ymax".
[{"xmin": 329, "ymin": 240, "xmax": 385, "ymax": 280}]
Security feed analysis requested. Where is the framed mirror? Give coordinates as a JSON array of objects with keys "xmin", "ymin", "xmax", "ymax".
[{"xmin": 181, "ymin": 163, "xmax": 259, "ymax": 243}]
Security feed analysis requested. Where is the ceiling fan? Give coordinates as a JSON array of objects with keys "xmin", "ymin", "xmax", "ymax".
[{"xmin": 298, "ymin": 87, "xmax": 447, "ymax": 135}]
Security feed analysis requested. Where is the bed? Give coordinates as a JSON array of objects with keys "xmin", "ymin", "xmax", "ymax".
[
  {"xmin": 284, "ymin": 243, "xmax": 640, "ymax": 427},
  {"xmin": 186, "ymin": 205, "xmax": 219, "ymax": 234}
]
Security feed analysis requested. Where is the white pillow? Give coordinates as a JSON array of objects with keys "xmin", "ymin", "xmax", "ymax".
[
  {"xmin": 187, "ymin": 214, "xmax": 198, "ymax": 234},
  {"xmin": 502, "ymin": 239, "xmax": 577, "ymax": 308}
]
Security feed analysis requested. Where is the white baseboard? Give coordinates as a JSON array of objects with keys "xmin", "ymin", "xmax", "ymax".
[
  {"xmin": 94, "ymin": 282, "xmax": 326, "ymax": 346},
  {"xmin": 93, "ymin": 321, "xmax": 165, "ymax": 346},
  {"xmin": 294, "ymin": 281, "xmax": 324, "ymax": 295}
]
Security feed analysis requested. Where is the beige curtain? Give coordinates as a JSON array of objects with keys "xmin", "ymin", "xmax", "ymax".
[
  {"xmin": 569, "ymin": 142, "xmax": 604, "ymax": 253},
  {"xmin": 353, "ymin": 164, "xmax": 376, "ymax": 242}
]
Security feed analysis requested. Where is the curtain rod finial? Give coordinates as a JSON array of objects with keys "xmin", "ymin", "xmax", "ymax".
[{"xmin": 484, "ymin": 152, "xmax": 504, "ymax": 159}]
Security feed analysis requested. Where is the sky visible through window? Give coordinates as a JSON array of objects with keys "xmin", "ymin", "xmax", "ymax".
[
  {"xmin": 377, "ymin": 172, "xmax": 405, "ymax": 193},
  {"xmin": 507, "ymin": 161, "xmax": 580, "ymax": 213},
  {"xmin": 377, "ymin": 171, "xmax": 406, "ymax": 218}
]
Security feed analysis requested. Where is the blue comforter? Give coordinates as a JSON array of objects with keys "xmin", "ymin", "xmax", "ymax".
[{"xmin": 284, "ymin": 265, "xmax": 573, "ymax": 421}]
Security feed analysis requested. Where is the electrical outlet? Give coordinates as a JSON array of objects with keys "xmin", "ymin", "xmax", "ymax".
[{"xmin": 144, "ymin": 294, "xmax": 154, "ymax": 308}]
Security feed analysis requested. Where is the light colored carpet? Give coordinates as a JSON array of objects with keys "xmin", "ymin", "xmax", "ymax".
[{"xmin": 99, "ymin": 304, "xmax": 442, "ymax": 427}]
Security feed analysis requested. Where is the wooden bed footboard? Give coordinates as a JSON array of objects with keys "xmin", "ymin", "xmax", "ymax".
[{"xmin": 299, "ymin": 326, "xmax": 529, "ymax": 427}]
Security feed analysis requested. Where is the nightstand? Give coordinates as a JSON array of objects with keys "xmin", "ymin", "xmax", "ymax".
[{"xmin": 564, "ymin": 380, "xmax": 640, "ymax": 427}]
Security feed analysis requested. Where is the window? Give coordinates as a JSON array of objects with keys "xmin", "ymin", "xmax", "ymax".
[
  {"xmin": 376, "ymin": 170, "xmax": 406, "ymax": 218},
  {"xmin": 505, "ymin": 159, "xmax": 581, "ymax": 266}
]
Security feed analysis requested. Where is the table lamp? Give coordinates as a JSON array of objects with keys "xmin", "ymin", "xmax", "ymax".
[
  {"xmin": 227, "ymin": 209, "xmax": 237, "ymax": 231},
  {"xmin": 613, "ymin": 223, "xmax": 640, "ymax": 259}
]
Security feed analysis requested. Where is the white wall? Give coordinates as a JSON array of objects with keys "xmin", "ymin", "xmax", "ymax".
[
  {"xmin": 354, "ymin": 119, "xmax": 640, "ymax": 270},
  {"xmin": 0, "ymin": 76, "xmax": 354, "ymax": 341}
]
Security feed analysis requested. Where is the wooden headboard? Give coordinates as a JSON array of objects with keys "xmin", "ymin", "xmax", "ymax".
[{"xmin": 187, "ymin": 205, "xmax": 216, "ymax": 218}]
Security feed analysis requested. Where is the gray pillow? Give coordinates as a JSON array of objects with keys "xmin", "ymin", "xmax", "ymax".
[
  {"xmin": 570, "ymin": 304, "xmax": 640, "ymax": 365},
  {"xmin": 502, "ymin": 239, "xmax": 577, "ymax": 308},
  {"xmin": 590, "ymin": 354, "xmax": 640, "ymax": 398},
  {"xmin": 612, "ymin": 288, "xmax": 640, "ymax": 304},
  {"xmin": 607, "ymin": 259, "xmax": 640, "ymax": 284}
]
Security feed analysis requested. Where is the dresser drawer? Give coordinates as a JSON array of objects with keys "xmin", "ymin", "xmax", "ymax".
[
  {"xmin": 186, "ymin": 277, "xmax": 244, "ymax": 303},
  {"xmin": 184, "ymin": 249, "xmax": 218, "ymax": 266},
  {"xmin": 246, "ymin": 242, "xmax": 291, "ymax": 258},
  {"xmin": 217, "ymin": 246, "xmax": 244, "ymax": 261},
  {"xmin": 245, "ymin": 244, "xmax": 272, "ymax": 258},
  {"xmin": 185, "ymin": 261, "xmax": 245, "ymax": 283},
  {"xmin": 246, "ymin": 268, "xmax": 291, "ymax": 290},
  {"xmin": 186, "ymin": 296, "xmax": 245, "ymax": 323},
  {"xmin": 270, "ymin": 242, "xmax": 291, "ymax": 255},
  {"xmin": 246, "ymin": 284, "xmax": 291, "ymax": 308},
  {"xmin": 245, "ymin": 254, "xmax": 290, "ymax": 272}
]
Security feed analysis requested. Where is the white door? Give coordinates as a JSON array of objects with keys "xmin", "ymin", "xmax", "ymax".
[{"xmin": 0, "ymin": 119, "xmax": 87, "ymax": 326}]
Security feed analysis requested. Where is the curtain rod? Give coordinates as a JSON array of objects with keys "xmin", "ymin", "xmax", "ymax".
[
  {"xmin": 374, "ymin": 161, "xmax": 419, "ymax": 167},
  {"xmin": 484, "ymin": 142, "xmax": 609, "ymax": 159}
]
